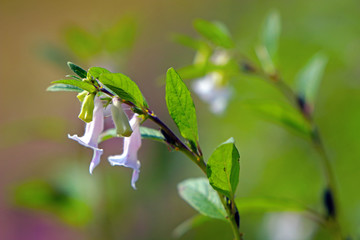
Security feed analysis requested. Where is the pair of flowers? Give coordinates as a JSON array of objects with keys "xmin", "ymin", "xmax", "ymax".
[{"xmin": 69, "ymin": 95, "xmax": 142, "ymax": 189}]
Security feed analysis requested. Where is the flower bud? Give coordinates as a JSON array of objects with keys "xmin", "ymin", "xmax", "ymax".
[
  {"xmin": 77, "ymin": 90, "xmax": 88, "ymax": 102},
  {"xmin": 78, "ymin": 92, "xmax": 96, "ymax": 123},
  {"xmin": 111, "ymin": 98, "xmax": 133, "ymax": 137}
]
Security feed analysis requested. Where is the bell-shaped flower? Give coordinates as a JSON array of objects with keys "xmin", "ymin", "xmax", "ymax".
[
  {"xmin": 68, "ymin": 96, "xmax": 104, "ymax": 174},
  {"xmin": 192, "ymin": 49, "xmax": 233, "ymax": 115},
  {"xmin": 111, "ymin": 97, "xmax": 133, "ymax": 137},
  {"xmin": 108, "ymin": 114, "xmax": 142, "ymax": 190},
  {"xmin": 192, "ymin": 71, "xmax": 232, "ymax": 115},
  {"xmin": 78, "ymin": 92, "xmax": 96, "ymax": 123}
]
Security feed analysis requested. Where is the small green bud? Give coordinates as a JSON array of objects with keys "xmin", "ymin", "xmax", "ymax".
[
  {"xmin": 78, "ymin": 93, "xmax": 96, "ymax": 123},
  {"xmin": 77, "ymin": 90, "xmax": 88, "ymax": 102},
  {"xmin": 111, "ymin": 97, "xmax": 133, "ymax": 137}
]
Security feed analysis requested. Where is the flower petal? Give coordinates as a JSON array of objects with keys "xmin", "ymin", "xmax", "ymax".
[
  {"xmin": 89, "ymin": 148, "xmax": 104, "ymax": 174},
  {"xmin": 68, "ymin": 96, "xmax": 104, "ymax": 173},
  {"xmin": 108, "ymin": 114, "xmax": 142, "ymax": 189}
]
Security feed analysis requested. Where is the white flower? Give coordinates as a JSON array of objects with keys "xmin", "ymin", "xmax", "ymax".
[
  {"xmin": 68, "ymin": 96, "xmax": 104, "ymax": 174},
  {"xmin": 108, "ymin": 114, "xmax": 142, "ymax": 189},
  {"xmin": 192, "ymin": 50, "xmax": 232, "ymax": 115}
]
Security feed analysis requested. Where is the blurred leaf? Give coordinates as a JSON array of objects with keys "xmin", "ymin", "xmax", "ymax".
[
  {"xmin": 193, "ymin": 19, "xmax": 234, "ymax": 48},
  {"xmin": 51, "ymin": 79, "xmax": 96, "ymax": 93},
  {"xmin": 178, "ymin": 178, "xmax": 227, "ymax": 220},
  {"xmin": 67, "ymin": 62, "xmax": 88, "ymax": 78},
  {"xmin": 87, "ymin": 66, "xmax": 111, "ymax": 79},
  {"xmin": 172, "ymin": 34, "xmax": 206, "ymax": 50},
  {"xmin": 98, "ymin": 127, "xmax": 165, "ymax": 143},
  {"xmin": 261, "ymin": 10, "xmax": 281, "ymax": 61},
  {"xmin": 235, "ymin": 197, "xmax": 308, "ymax": 213},
  {"xmin": 47, "ymin": 83, "xmax": 83, "ymax": 92},
  {"xmin": 64, "ymin": 26, "xmax": 100, "ymax": 59},
  {"xmin": 244, "ymin": 100, "xmax": 311, "ymax": 136},
  {"xmin": 166, "ymin": 68, "xmax": 199, "ymax": 148},
  {"xmin": 255, "ymin": 45, "xmax": 276, "ymax": 75},
  {"xmin": 99, "ymin": 73, "xmax": 147, "ymax": 107},
  {"xmin": 102, "ymin": 16, "xmax": 138, "ymax": 53},
  {"xmin": 206, "ymin": 138, "xmax": 240, "ymax": 199},
  {"xmin": 173, "ymin": 214, "xmax": 213, "ymax": 238},
  {"xmin": 37, "ymin": 43, "xmax": 71, "ymax": 67},
  {"xmin": 176, "ymin": 64, "xmax": 208, "ymax": 80},
  {"xmin": 296, "ymin": 52, "xmax": 328, "ymax": 106},
  {"xmin": 13, "ymin": 180, "xmax": 92, "ymax": 226}
]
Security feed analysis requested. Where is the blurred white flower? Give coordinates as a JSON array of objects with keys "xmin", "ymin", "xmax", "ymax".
[
  {"xmin": 192, "ymin": 50, "xmax": 232, "ymax": 115},
  {"xmin": 262, "ymin": 213, "xmax": 316, "ymax": 240}
]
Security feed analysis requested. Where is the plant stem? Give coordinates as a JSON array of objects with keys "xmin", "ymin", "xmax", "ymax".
[
  {"xmin": 100, "ymin": 83, "xmax": 243, "ymax": 239},
  {"xmin": 249, "ymin": 67, "xmax": 343, "ymax": 239},
  {"xmin": 218, "ymin": 194, "xmax": 242, "ymax": 240}
]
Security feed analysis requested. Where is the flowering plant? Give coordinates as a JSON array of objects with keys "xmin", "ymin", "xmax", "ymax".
[{"xmin": 46, "ymin": 11, "xmax": 347, "ymax": 240}]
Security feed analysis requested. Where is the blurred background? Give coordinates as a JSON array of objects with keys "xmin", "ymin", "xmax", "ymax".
[{"xmin": 1, "ymin": 0, "xmax": 360, "ymax": 239}]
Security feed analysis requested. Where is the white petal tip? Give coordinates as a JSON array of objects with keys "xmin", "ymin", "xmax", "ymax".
[{"xmin": 89, "ymin": 163, "xmax": 95, "ymax": 174}]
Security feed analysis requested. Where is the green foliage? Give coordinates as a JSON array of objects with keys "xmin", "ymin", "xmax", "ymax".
[
  {"xmin": 206, "ymin": 138, "xmax": 240, "ymax": 199},
  {"xmin": 67, "ymin": 62, "xmax": 88, "ymax": 78},
  {"xmin": 172, "ymin": 34, "xmax": 206, "ymax": 50},
  {"xmin": 102, "ymin": 16, "xmax": 138, "ymax": 53},
  {"xmin": 244, "ymin": 100, "xmax": 311, "ymax": 136},
  {"xmin": 51, "ymin": 79, "xmax": 96, "ymax": 93},
  {"xmin": 235, "ymin": 197, "xmax": 309, "ymax": 213},
  {"xmin": 296, "ymin": 52, "xmax": 328, "ymax": 106},
  {"xmin": 173, "ymin": 214, "xmax": 213, "ymax": 238},
  {"xmin": 13, "ymin": 180, "xmax": 92, "ymax": 226},
  {"xmin": 193, "ymin": 19, "xmax": 234, "ymax": 48},
  {"xmin": 64, "ymin": 26, "xmax": 100, "ymax": 60},
  {"xmin": 87, "ymin": 66, "xmax": 111, "ymax": 79},
  {"xmin": 98, "ymin": 127, "xmax": 165, "ymax": 143},
  {"xmin": 178, "ymin": 178, "xmax": 227, "ymax": 220},
  {"xmin": 99, "ymin": 73, "xmax": 147, "ymax": 108},
  {"xmin": 261, "ymin": 10, "xmax": 281, "ymax": 61},
  {"xmin": 165, "ymin": 68, "xmax": 199, "ymax": 148},
  {"xmin": 46, "ymin": 83, "xmax": 83, "ymax": 92}
]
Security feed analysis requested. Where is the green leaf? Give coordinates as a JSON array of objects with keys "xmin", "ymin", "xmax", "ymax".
[
  {"xmin": 235, "ymin": 197, "xmax": 308, "ymax": 213},
  {"xmin": 165, "ymin": 68, "xmax": 199, "ymax": 147},
  {"xmin": 173, "ymin": 214, "xmax": 213, "ymax": 238},
  {"xmin": 67, "ymin": 62, "xmax": 88, "ymax": 78},
  {"xmin": 98, "ymin": 127, "xmax": 165, "ymax": 143},
  {"xmin": 178, "ymin": 178, "xmax": 227, "ymax": 220},
  {"xmin": 206, "ymin": 138, "xmax": 240, "ymax": 199},
  {"xmin": 194, "ymin": 19, "xmax": 234, "ymax": 48},
  {"xmin": 296, "ymin": 52, "xmax": 328, "ymax": 106},
  {"xmin": 87, "ymin": 67, "xmax": 111, "ymax": 79},
  {"xmin": 172, "ymin": 34, "xmax": 206, "ymax": 50},
  {"xmin": 261, "ymin": 10, "xmax": 281, "ymax": 60},
  {"xmin": 51, "ymin": 79, "xmax": 96, "ymax": 93},
  {"xmin": 244, "ymin": 100, "xmax": 311, "ymax": 136},
  {"xmin": 176, "ymin": 64, "xmax": 208, "ymax": 80},
  {"xmin": 102, "ymin": 16, "xmax": 138, "ymax": 53},
  {"xmin": 13, "ymin": 179, "xmax": 92, "ymax": 226},
  {"xmin": 140, "ymin": 126, "xmax": 165, "ymax": 141},
  {"xmin": 99, "ymin": 73, "xmax": 147, "ymax": 107},
  {"xmin": 47, "ymin": 83, "xmax": 83, "ymax": 92},
  {"xmin": 65, "ymin": 74, "xmax": 82, "ymax": 80},
  {"xmin": 255, "ymin": 45, "xmax": 276, "ymax": 75},
  {"xmin": 64, "ymin": 26, "xmax": 100, "ymax": 59}
]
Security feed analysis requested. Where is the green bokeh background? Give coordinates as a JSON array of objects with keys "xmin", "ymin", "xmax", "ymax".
[{"xmin": 1, "ymin": 0, "xmax": 359, "ymax": 239}]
